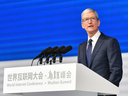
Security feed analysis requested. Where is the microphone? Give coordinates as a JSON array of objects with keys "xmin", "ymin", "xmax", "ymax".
[
  {"xmin": 33, "ymin": 47, "xmax": 52, "ymax": 60},
  {"xmin": 52, "ymin": 46, "xmax": 65, "ymax": 63},
  {"xmin": 59, "ymin": 45, "xmax": 72, "ymax": 62},
  {"xmin": 54, "ymin": 45, "xmax": 65, "ymax": 53},
  {"xmin": 52, "ymin": 45, "xmax": 72, "ymax": 63},
  {"xmin": 48, "ymin": 46, "xmax": 58, "ymax": 54},
  {"xmin": 31, "ymin": 47, "xmax": 52, "ymax": 66},
  {"xmin": 39, "ymin": 46, "xmax": 54, "ymax": 64},
  {"xmin": 45, "ymin": 46, "xmax": 58, "ymax": 64},
  {"xmin": 61, "ymin": 45, "xmax": 72, "ymax": 54},
  {"xmin": 34, "ymin": 47, "xmax": 52, "ymax": 60}
]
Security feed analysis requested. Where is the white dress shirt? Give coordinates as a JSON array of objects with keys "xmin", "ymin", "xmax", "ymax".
[{"xmin": 87, "ymin": 30, "xmax": 101, "ymax": 53}]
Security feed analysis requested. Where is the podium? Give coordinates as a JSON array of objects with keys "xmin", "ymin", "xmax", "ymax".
[{"xmin": 3, "ymin": 63, "xmax": 119, "ymax": 96}]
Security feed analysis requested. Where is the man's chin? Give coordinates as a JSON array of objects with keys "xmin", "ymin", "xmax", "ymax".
[
  {"xmin": 87, "ymin": 30, "xmax": 98, "ymax": 35},
  {"xmin": 88, "ymin": 31, "xmax": 95, "ymax": 34}
]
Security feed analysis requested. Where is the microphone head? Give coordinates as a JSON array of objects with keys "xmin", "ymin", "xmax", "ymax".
[
  {"xmin": 54, "ymin": 45, "xmax": 65, "ymax": 53},
  {"xmin": 33, "ymin": 47, "xmax": 52, "ymax": 60},
  {"xmin": 41, "ymin": 47, "xmax": 52, "ymax": 54},
  {"xmin": 47, "ymin": 46, "xmax": 58, "ymax": 54},
  {"xmin": 61, "ymin": 45, "xmax": 72, "ymax": 54}
]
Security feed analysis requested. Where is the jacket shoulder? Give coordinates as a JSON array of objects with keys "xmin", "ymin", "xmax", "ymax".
[
  {"xmin": 101, "ymin": 32, "xmax": 118, "ymax": 42},
  {"xmin": 79, "ymin": 40, "xmax": 87, "ymax": 46}
]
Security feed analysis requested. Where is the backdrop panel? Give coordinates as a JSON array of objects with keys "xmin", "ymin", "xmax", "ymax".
[{"xmin": 0, "ymin": 0, "xmax": 128, "ymax": 61}]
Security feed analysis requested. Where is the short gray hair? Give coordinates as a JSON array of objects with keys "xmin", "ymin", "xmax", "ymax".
[{"xmin": 81, "ymin": 8, "xmax": 99, "ymax": 22}]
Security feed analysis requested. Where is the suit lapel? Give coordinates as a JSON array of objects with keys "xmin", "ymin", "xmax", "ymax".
[
  {"xmin": 83, "ymin": 41, "xmax": 88, "ymax": 66},
  {"xmin": 89, "ymin": 33, "xmax": 105, "ymax": 68}
]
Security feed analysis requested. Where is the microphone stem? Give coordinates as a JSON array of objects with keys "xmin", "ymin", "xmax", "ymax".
[
  {"xmin": 50, "ymin": 60, "xmax": 52, "ymax": 65},
  {"xmin": 31, "ymin": 59, "xmax": 34, "ymax": 66},
  {"xmin": 59, "ymin": 54, "xmax": 63, "ymax": 63}
]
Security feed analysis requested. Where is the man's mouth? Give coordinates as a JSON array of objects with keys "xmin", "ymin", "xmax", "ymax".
[{"xmin": 88, "ymin": 25, "xmax": 93, "ymax": 27}]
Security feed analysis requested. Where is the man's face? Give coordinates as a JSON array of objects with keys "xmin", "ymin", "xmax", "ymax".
[{"xmin": 81, "ymin": 12, "xmax": 100, "ymax": 35}]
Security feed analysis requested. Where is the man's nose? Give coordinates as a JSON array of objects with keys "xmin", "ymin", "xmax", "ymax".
[{"xmin": 88, "ymin": 19, "xmax": 92, "ymax": 23}]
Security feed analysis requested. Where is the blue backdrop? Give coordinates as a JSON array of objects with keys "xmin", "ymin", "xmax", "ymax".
[{"xmin": 0, "ymin": 0, "xmax": 128, "ymax": 61}]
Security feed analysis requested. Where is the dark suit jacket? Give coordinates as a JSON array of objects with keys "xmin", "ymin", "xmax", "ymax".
[{"xmin": 78, "ymin": 32, "xmax": 123, "ymax": 86}]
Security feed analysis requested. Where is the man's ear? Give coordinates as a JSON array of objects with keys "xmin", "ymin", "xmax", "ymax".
[
  {"xmin": 98, "ymin": 20, "xmax": 100, "ymax": 27},
  {"xmin": 81, "ymin": 22, "xmax": 85, "ymax": 29}
]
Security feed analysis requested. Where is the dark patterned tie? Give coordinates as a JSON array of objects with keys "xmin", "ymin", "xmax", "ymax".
[{"xmin": 86, "ymin": 39, "xmax": 92, "ymax": 67}]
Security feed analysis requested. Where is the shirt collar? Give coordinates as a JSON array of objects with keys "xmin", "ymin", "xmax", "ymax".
[{"xmin": 88, "ymin": 30, "xmax": 101, "ymax": 42}]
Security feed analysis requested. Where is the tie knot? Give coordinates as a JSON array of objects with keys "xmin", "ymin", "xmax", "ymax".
[{"xmin": 89, "ymin": 39, "xmax": 92, "ymax": 43}]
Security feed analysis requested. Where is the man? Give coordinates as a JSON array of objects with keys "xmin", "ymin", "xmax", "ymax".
[{"xmin": 78, "ymin": 8, "xmax": 123, "ymax": 96}]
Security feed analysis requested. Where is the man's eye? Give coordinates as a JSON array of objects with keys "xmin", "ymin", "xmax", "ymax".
[
  {"xmin": 92, "ymin": 18, "xmax": 95, "ymax": 20},
  {"xmin": 86, "ymin": 18, "xmax": 89, "ymax": 21}
]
